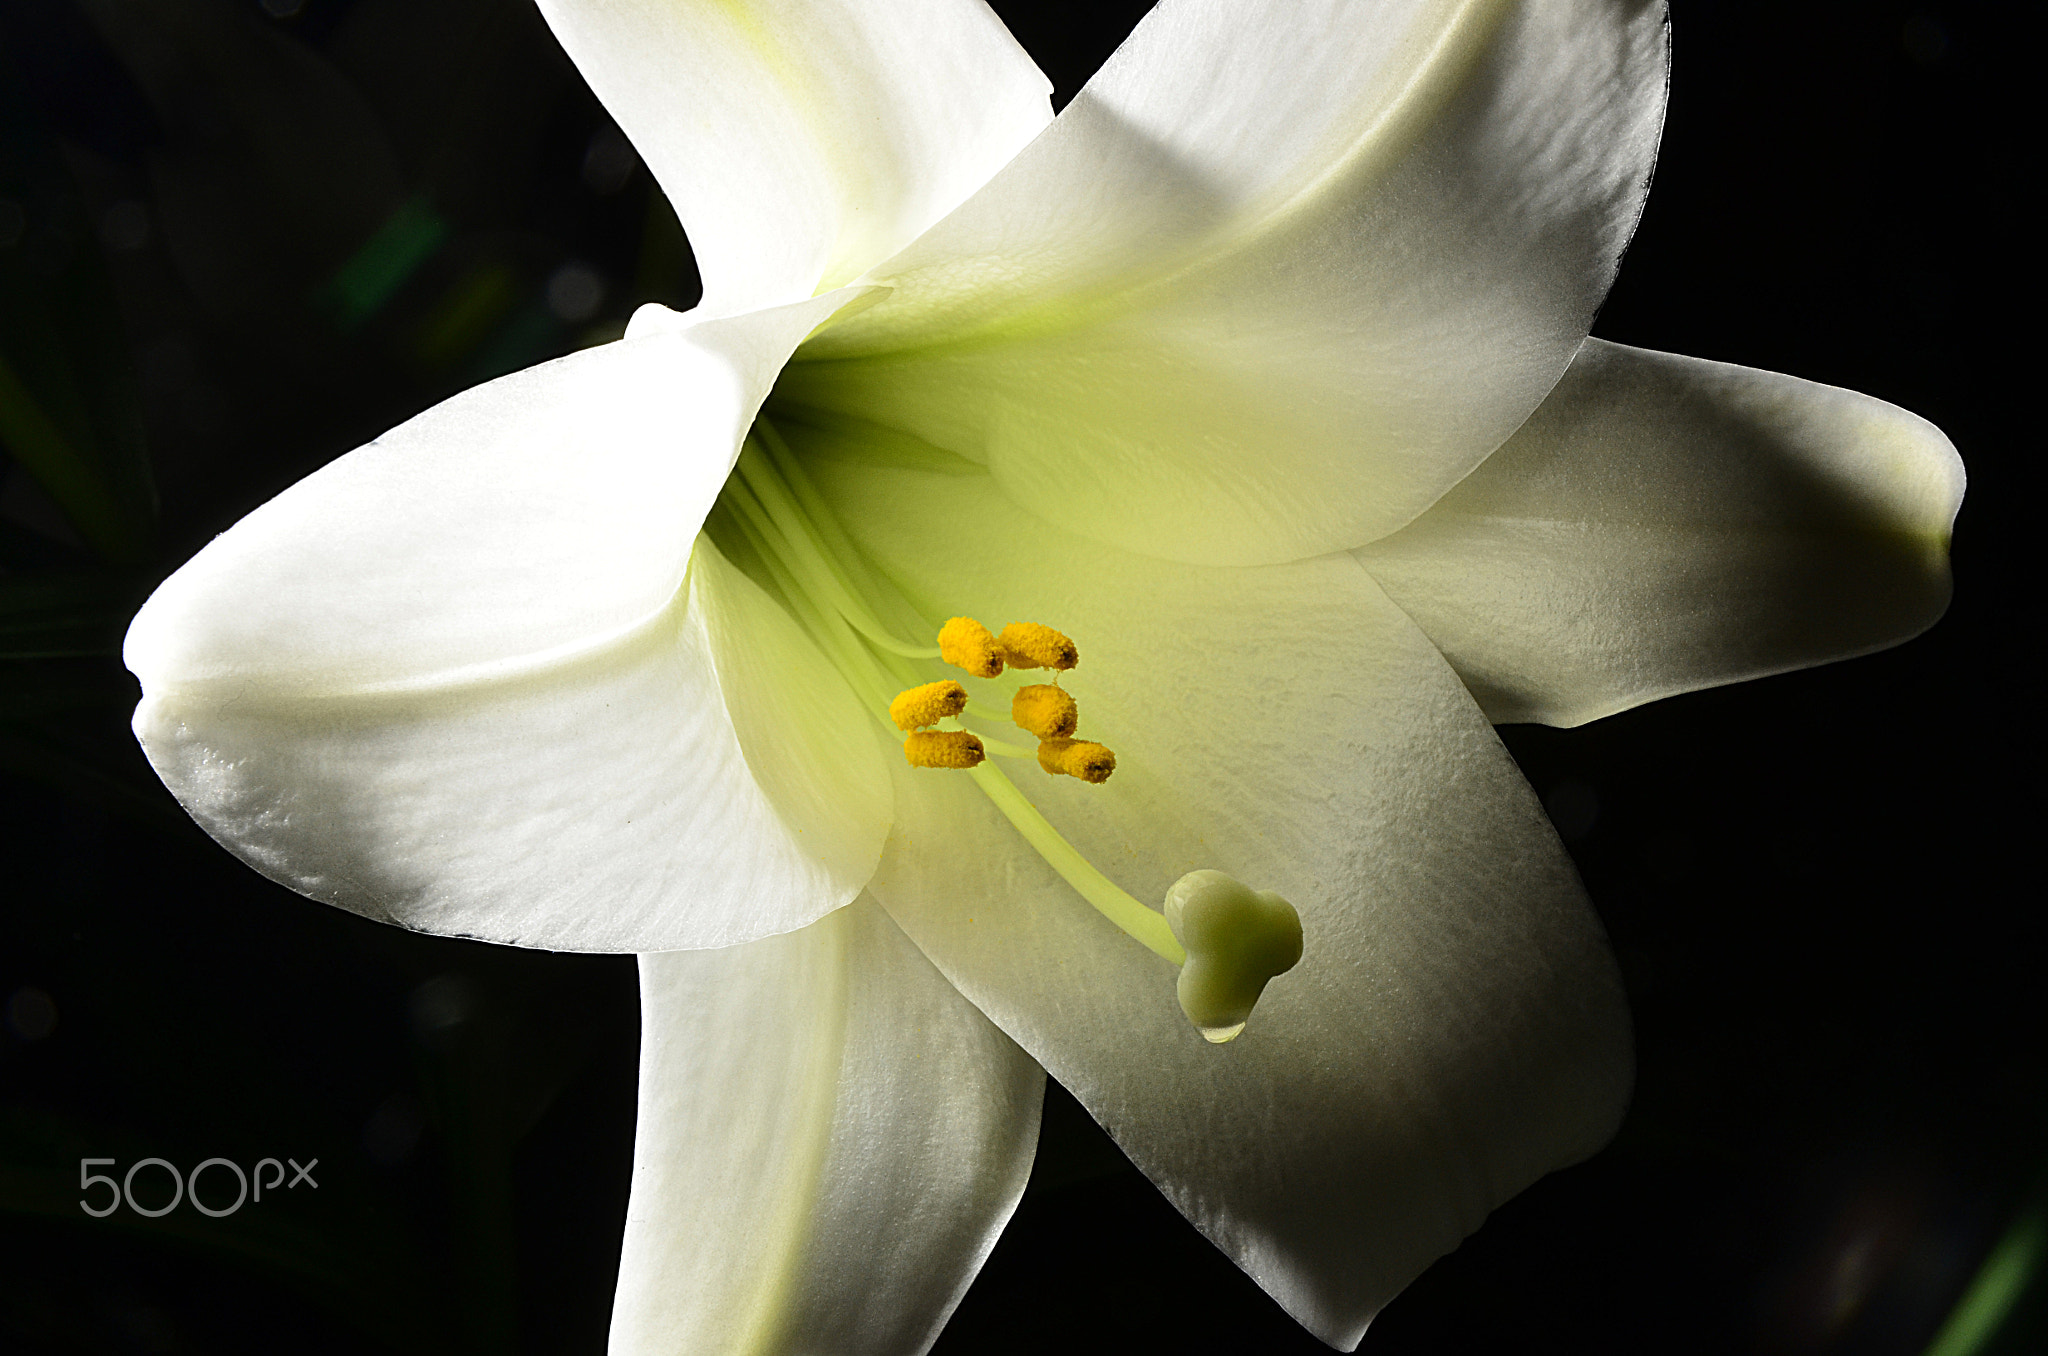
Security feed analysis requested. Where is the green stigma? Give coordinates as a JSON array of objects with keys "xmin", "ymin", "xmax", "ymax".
[{"xmin": 1164, "ymin": 870, "xmax": 1305, "ymax": 1043}]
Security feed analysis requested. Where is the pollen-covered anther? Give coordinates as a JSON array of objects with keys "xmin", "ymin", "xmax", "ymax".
[
  {"xmin": 1011, "ymin": 684, "xmax": 1078, "ymax": 740},
  {"xmin": 938, "ymin": 617, "xmax": 1005, "ymax": 678},
  {"xmin": 904, "ymin": 730, "xmax": 985, "ymax": 770},
  {"xmin": 889, "ymin": 680, "xmax": 969, "ymax": 731},
  {"xmin": 1036, "ymin": 737, "xmax": 1114, "ymax": 784},
  {"xmin": 997, "ymin": 622, "xmax": 1077, "ymax": 671}
]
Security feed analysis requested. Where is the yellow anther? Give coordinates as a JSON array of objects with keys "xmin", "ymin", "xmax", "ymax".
[
  {"xmin": 1164, "ymin": 870, "xmax": 1304, "ymax": 1043},
  {"xmin": 1011, "ymin": 684, "xmax": 1079, "ymax": 740},
  {"xmin": 890, "ymin": 680, "xmax": 969, "ymax": 731},
  {"xmin": 1036, "ymin": 737, "xmax": 1115, "ymax": 783},
  {"xmin": 998, "ymin": 622, "xmax": 1078, "ymax": 671},
  {"xmin": 904, "ymin": 730, "xmax": 985, "ymax": 770},
  {"xmin": 938, "ymin": 617, "xmax": 1005, "ymax": 678}
]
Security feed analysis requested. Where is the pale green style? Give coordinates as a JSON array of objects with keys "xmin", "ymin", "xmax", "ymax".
[{"xmin": 122, "ymin": 1, "xmax": 1962, "ymax": 1352}]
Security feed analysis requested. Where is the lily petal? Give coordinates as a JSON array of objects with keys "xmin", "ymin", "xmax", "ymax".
[
  {"xmin": 127, "ymin": 296, "xmax": 893, "ymax": 951},
  {"xmin": 615, "ymin": 898, "xmax": 1043, "ymax": 1356},
  {"xmin": 784, "ymin": 0, "xmax": 1669, "ymax": 567},
  {"xmin": 128, "ymin": 294, "xmax": 847, "ymax": 696},
  {"xmin": 803, "ymin": 438, "xmax": 1630, "ymax": 1348},
  {"xmin": 534, "ymin": 0, "xmax": 1052, "ymax": 313},
  {"xmin": 1356, "ymin": 338, "xmax": 1965, "ymax": 726}
]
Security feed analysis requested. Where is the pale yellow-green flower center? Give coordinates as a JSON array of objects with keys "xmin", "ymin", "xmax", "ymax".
[{"xmin": 706, "ymin": 418, "xmax": 1302, "ymax": 1041}]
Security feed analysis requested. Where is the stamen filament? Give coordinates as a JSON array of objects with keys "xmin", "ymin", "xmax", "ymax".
[
  {"xmin": 735, "ymin": 440, "xmax": 939, "ymax": 661},
  {"xmin": 755, "ymin": 423, "xmax": 952, "ymax": 673},
  {"xmin": 961, "ymin": 728, "xmax": 1035, "ymax": 759},
  {"xmin": 719, "ymin": 484, "xmax": 898, "ymax": 722},
  {"xmin": 755, "ymin": 417, "xmax": 937, "ymax": 651},
  {"xmin": 966, "ymin": 762, "xmax": 1186, "ymax": 965},
  {"xmin": 722, "ymin": 473, "xmax": 915, "ymax": 705}
]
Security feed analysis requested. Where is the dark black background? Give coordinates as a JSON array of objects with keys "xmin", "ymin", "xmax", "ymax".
[{"xmin": 1, "ymin": 2, "xmax": 2033, "ymax": 1353}]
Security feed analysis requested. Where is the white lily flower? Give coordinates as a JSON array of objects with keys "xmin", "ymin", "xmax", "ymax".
[{"xmin": 120, "ymin": 0, "xmax": 1964, "ymax": 1351}]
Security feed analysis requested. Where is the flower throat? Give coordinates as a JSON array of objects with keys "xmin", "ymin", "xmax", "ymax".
[{"xmin": 704, "ymin": 417, "xmax": 1303, "ymax": 1043}]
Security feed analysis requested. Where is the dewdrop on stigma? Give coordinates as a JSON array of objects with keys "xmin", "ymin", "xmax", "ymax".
[{"xmin": 1165, "ymin": 871, "xmax": 1305, "ymax": 1043}]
